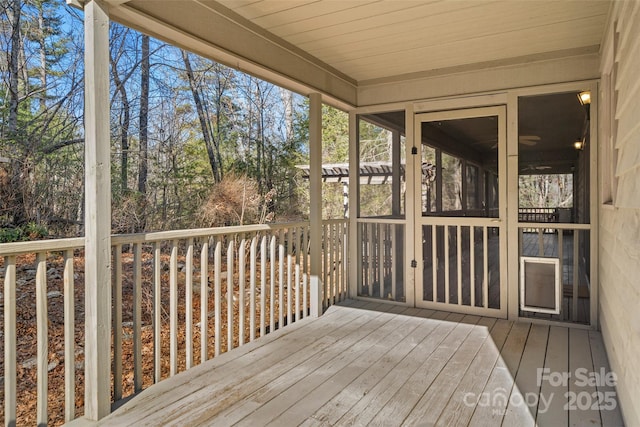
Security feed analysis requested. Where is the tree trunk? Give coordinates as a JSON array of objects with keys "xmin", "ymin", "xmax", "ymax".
[
  {"xmin": 281, "ymin": 88, "xmax": 294, "ymax": 142},
  {"xmin": 138, "ymin": 34, "xmax": 150, "ymax": 230},
  {"xmin": 181, "ymin": 50, "xmax": 221, "ymax": 183},
  {"xmin": 8, "ymin": 0, "xmax": 20, "ymax": 137},
  {"xmin": 6, "ymin": 0, "xmax": 27, "ymax": 225},
  {"xmin": 110, "ymin": 46, "xmax": 131, "ymax": 193},
  {"xmin": 37, "ymin": 2, "xmax": 47, "ymax": 112}
]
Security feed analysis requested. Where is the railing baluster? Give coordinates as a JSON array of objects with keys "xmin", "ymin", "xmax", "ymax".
[
  {"xmin": 250, "ymin": 236, "xmax": 257, "ymax": 341},
  {"xmin": 573, "ymin": 231, "xmax": 579, "ymax": 322},
  {"xmin": 470, "ymin": 227, "xmax": 475, "ymax": 308},
  {"xmin": 278, "ymin": 236, "xmax": 284, "ymax": 329},
  {"xmin": 295, "ymin": 264, "xmax": 300, "ymax": 322},
  {"xmin": 432, "ymin": 225, "xmax": 437, "ymax": 303},
  {"xmin": 323, "ymin": 223, "xmax": 329, "ymax": 306},
  {"xmin": 63, "ymin": 249, "xmax": 75, "ymax": 422},
  {"xmin": 302, "ymin": 226, "xmax": 308, "ymax": 312},
  {"xmin": 331, "ymin": 226, "xmax": 342, "ymax": 304},
  {"xmin": 260, "ymin": 236, "xmax": 267, "ymax": 336},
  {"xmin": 185, "ymin": 238, "xmax": 194, "ymax": 369},
  {"xmin": 457, "ymin": 225, "xmax": 462, "ymax": 305},
  {"xmin": 214, "ymin": 240, "xmax": 222, "ymax": 356},
  {"xmin": 270, "ymin": 236, "xmax": 276, "ymax": 328},
  {"xmin": 483, "ymin": 226, "xmax": 489, "ymax": 309},
  {"xmin": 335, "ymin": 223, "xmax": 341, "ymax": 301},
  {"xmin": 133, "ymin": 243, "xmax": 143, "ymax": 389},
  {"xmin": 113, "ymin": 245, "xmax": 123, "ymax": 400},
  {"xmin": 558, "ymin": 231, "xmax": 565, "ymax": 320},
  {"xmin": 367, "ymin": 223, "xmax": 372, "ymax": 296},
  {"xmin": 153, "ymin": 242, "xmax": 162, "ymax": 380},
  {"xmin": 169, "ymin": 240, "xmax": 178, "ymax": 376},
  {"xmin": 227, "ymin": 240, "xmax": 235, "ymax": 351},
  {"xmin": 287, "ymin": 228, "xmax": 293, "ymax": 323},
  {"xmin": 444, "ymin": 225, "xmax": 450, "ymax": 305},
  {"xmin": 335, "ymin": 223, "xmax": 340, "ymax": 302},
  {"xmin": 4, "ymin": 255, "xmax": 17, "ymax": 426},
  {"xmin": 538, "ymin": 228, "xmax": 544, "ymax": 257},
  {"xmin": 343, "ymin": 222, "xmax": 348, "ymax": 301},
  {"xmin": 376, "ymin": 224, "xmax": 387, "ymax": 299},
  {"xmin": 239, "ymin": 238, "xmax": 246, "ymax": 346},
  {"xmin": 296, "ymin": 227, "xmax": 304, "ymax": 314},
  {"xmin": 36, "ymin": 252, "xmax": 48, "ymax": 426},
  {"xmin": 200, "ymin": 241, "xmax": 209, "ymax": 362},
  {"xmin": 330, "ymin": 223, "xmax": 335, "ymax": 305},
  {"xmin": 391, "ymin": 224, "xmax": 396, "ymax": 300}
]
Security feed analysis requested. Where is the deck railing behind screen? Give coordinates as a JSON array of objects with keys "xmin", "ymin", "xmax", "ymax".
[{"xmin": 0, "ymin": 219, "xmax": 347, "ymax": 426}]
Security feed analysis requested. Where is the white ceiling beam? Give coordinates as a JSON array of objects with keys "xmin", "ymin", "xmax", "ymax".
[
  {"xmin": 66, "ymin": 0, "xmax": 130, "ymax": 10},
  {"xmin": 358, "ymin": 51, "xmax": 600, "ymax": 106}
]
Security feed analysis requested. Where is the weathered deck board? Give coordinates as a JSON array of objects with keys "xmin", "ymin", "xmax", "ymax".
[
  {"xmin": 502, "ymin": 324, "xmax": 550, "ymax": 427},
  {"xmin": 229, "ymin": 309, "xmax": 417, "ymax": 426},
  {"xmin": 589, "ymin": 330, "xmax": 625, "ymax": 427},
  {"xmin": 94, "ymin": 302, "xmax": 622, "ymax": 427},
  {"xmin": 327, "ymin": 313, "xmax": 462, "ymax": 426},
  {"xmin": 537, "ymin": 326, "xmax": 569, "ymax": 427},
  {"xmin": 467, "ymin": 321, "xmax": 531, "ymax": 427},
  {"xmin": 569, "ymin": 329, "xmax": 602, "ymax": 426},
  {"xmin": 298, "ymin": 308, "xmax": 443, "ymax": 425},
  {"xmin": 434, "ymin": 319, "xmax": 513, "ymax": 427}
]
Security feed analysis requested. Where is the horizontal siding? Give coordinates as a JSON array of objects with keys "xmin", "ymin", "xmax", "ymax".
[
  {"xmin": 613, "ymin": 4, "xmax": 640, "ymax": 112},
  {"xmin": 599, "ymin": 2, "xmax": 640, "ymax": 426},
  {"xmin": 599, "ymin": 217, "xmax": 640, "ymax": 424}
]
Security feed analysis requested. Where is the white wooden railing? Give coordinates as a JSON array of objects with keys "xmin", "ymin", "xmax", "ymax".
[{"xmin": 0, "ymin": 219, "xmax": 347, "ymax": 426}]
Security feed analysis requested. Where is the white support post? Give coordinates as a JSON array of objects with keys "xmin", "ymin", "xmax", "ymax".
[
  {"xmin": 348, "ymin": 111, "xmax": 358, "ymax": 300},
  {"xmin": 404, "ymin": 105, "xmax": 415, "ymax": 307},
  {"xmin": 84, "ymin": 0, "xmax": 111, "ymax": 420},
  {"xmin": 309, "ymin": 93, "xmax": 323, "ymax": 317}
]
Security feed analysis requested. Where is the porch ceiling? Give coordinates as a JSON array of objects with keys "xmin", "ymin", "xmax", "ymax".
[
  {"xmin": 216, "ymin": 0, "xmax": 610, "ymax": 83},
  {"xmin": 106, "ymin": 0, "xmax": 611, "ymax": 107}
]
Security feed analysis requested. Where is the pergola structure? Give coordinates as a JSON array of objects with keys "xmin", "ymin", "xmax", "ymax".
[{"xmin": 50, "ymin": 1, "xmax": 639, "ymax": 425}]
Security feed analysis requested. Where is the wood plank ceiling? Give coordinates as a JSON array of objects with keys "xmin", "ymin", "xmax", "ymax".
[{"xmin": 213, "ymin": 0, "xmax": 611, "ymax": 83}]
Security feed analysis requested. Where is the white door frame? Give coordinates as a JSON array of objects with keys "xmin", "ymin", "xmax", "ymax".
[{"xmin": 413, "ymin": 106, "xmax": 508, "ymax": 318}]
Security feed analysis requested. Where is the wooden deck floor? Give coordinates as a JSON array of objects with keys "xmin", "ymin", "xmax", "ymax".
[{"xmin": 93, "ymin": 301, "xmax": 624, "ymax": 427}]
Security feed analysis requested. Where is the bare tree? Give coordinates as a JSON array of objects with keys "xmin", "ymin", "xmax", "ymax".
[{"xmin": 181, "ymin": 50, "xmax": 222, "ymax": 182}]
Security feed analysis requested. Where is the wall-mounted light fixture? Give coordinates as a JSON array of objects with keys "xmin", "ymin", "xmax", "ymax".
[
  {"xmin": 578, "ymin": 91, "xmax": 591, "ymax": 106},
  {"xmin": 578, "ymin": 91, "xmax": 591, "ymax": 121},
  {"xmin": 574, "ymin": 139, "xmax": 584, "ymax": 150}
]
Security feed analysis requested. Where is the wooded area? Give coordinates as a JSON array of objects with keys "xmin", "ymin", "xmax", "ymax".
[{"xmin": 0, "ymin": 0, "xmax": 358, "ymax": 242}]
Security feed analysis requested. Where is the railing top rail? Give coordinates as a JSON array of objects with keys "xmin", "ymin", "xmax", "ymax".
[
  {"xmin": 0, "ymin": 237, "xmax": 85, "ymax": 257},
  {"xmin": 322, "ymin": 218, "xmax": 349, "ymax": 225},
  {"xmin": 111, "ymin": 221, "xmax": 311, "ymax": 244},
  {"xmin": 518, "ymin": 222, "xmax": 590, "ymax": 230},
  {"xmin": 0, "ymin": 219, "xmax": 350, "ymax": 256},
  {"xmin": 518, "ymin": 207, "xmax": 561, "ymax": 211}
]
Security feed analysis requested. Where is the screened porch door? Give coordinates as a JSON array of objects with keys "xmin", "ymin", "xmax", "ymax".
[{"xmin": 414, "ymin": 107, "xmax": 508, "ymax": 317}]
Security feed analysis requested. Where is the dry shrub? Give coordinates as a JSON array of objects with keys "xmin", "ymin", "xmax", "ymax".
[
  {"xmin": 112, "ymin": 192, "xmax": 146, "ymax": 234},
  {"xmin": 0, "ymin": 164, "xmax": 14, "ymax": 222},
  {"xmin": 198, "ymin": 174, "xmax": 274, "ymax": 227}
]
